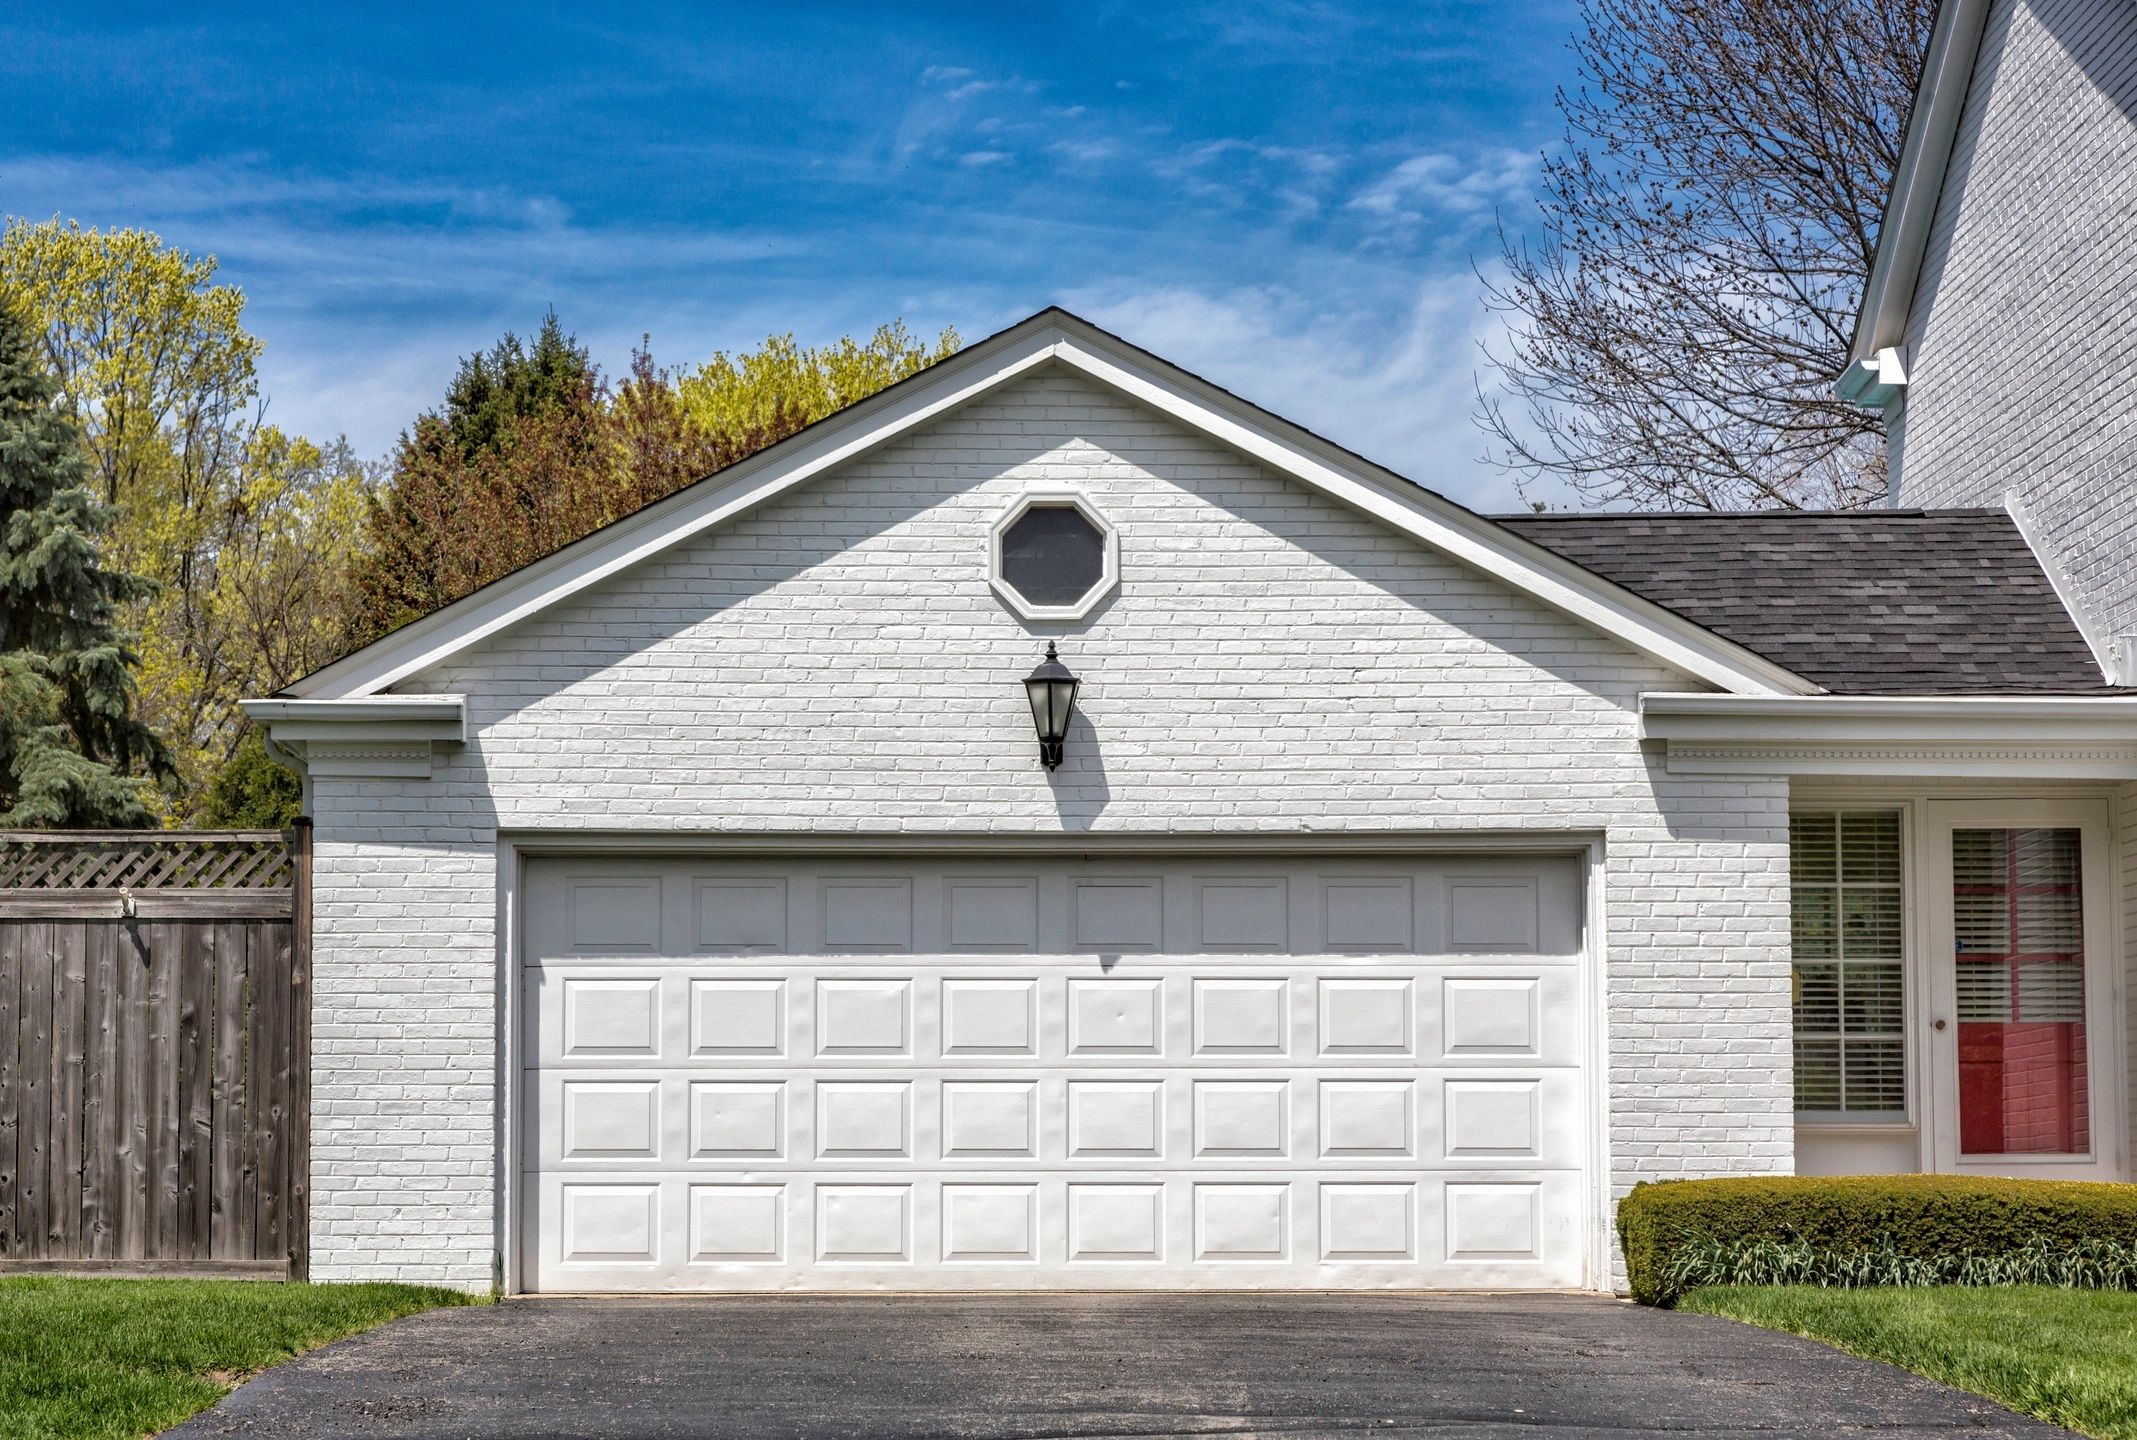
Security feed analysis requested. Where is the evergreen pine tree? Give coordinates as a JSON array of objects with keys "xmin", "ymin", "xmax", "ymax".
[{"xmin": 0, "ymin": 302, "xmax": 171, "ymax": 827}]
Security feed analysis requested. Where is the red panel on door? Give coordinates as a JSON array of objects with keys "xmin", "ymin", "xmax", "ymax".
[{"xmin": 1958, "ymin": 1020, "xmax": 2088, "ymax": 1155}]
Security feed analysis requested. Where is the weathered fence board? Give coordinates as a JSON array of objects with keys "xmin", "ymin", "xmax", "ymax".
[{"xmin": 0, "ymin": 826, "xmax": 308, "ymax": 1277}]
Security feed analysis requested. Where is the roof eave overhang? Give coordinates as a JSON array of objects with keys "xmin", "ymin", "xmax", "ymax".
[
  {"xmin": 1836, "ymin": 0, "xmax": 1993, "ymax": 405},
  {"xmin": 1640, "ymin": 691, "xmax": 2137, "ymax": 778},
  {"xmin": 280, "ymin": 309, "xmax": 1820, "ymax": 704},
  {"xmin": 239, "ymin": 694, "xmax": 465, "ymax": 781}
]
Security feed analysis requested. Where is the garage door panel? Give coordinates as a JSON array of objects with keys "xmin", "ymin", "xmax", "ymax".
[
  {"xmin": 940, "ymin": 978, "xmax": 1038, "ymax": 1055},
  {"xmin": 691, "ymin": 977, "xmax": 786, "ymax": 1057},
  {"xmin": 531, "ymin": 1172, "xmax": 1587, "ymax": 1290},
  {"xmin": 529, "ymin": 1068, "xmax": 1587, "ymax": 1173},
  {"xmin": 527, "ymin": 857, "xmax": 1587, "ymax": 959},
  {"xmin": 523, "ymin": 853, "xmax": 1591, "ymax": 1292},
  {"xmin": 694, "ymin": 878, "xmax": 789, "ymax": 951}
]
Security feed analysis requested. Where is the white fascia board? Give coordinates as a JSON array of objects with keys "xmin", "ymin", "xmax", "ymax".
[
  {"xmin": 1641, "ymin": 692, "xmax": 2137, "ymax": 740},
  {"xmin": 2005, "ymin": 492, "xmax": 2117, "ymax": 683},
  {"xmin": 240, "ymin": 694, "xmax": 466, "ymax": 742},
  {"xmin": 290, "ymin": 308, "xmax": 1816, "ymax": 701},
  {"xmin": 1640, "ymin": 692, "xmax": 2137, "ymax": 778},
  {"xmin": 1837, "ymin": 0, "xmax": 1992, "ymax": 398},
  {"xmin": 1050, "ymin": 335, "xmax": 1817, "ymax": 696}
]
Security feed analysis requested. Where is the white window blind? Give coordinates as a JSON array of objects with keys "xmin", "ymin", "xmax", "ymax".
[
  {"xmin": 1953, "ymin": 827, "xmax": 2085, "ymax": 1025},
  {"xmin": 1791, "ymin": 811, "xmax": 1906, "ymax": 1118}
]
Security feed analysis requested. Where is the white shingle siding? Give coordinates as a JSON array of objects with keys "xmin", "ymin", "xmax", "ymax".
[
  {"xmin": 1891, "ymin": 0, "xmax": 2137, "ymax": 651},
  {"xmin": 304, "ymin": 369, "xmax": 1792, "ymax": 1289}
]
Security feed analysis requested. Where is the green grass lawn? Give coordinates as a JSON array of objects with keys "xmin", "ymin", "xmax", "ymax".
[
  {"xmin": 0, "ymin": 1276, "xmax": 478, "ymax": 1440},
  {"xmin": 1683, "ymin": 1285, "xmax": 2137, "ymax": 1439}
]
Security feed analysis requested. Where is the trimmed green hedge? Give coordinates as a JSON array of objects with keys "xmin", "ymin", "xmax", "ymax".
[{"xmin": 1620, "ymin": 1175, "xmax": 2137, "ymax": 1306}]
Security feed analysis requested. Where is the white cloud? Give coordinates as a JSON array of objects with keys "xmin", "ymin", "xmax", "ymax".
[
  {"xmin": 1063, "ymin": 269, "xmax": 1569, "ymax": 513},
  {"xmin": 1347, "ymin": 148, "xmax": 1534, "ymax": 237},
  {"xmin": 917, "ymin": 64, "xmax": 1035, "ymax": 103}
]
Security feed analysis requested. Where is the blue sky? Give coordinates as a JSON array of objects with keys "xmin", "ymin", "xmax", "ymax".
[{"xmin": 2, "ymin": 2, "xmax": 1581, "ymax": 509}]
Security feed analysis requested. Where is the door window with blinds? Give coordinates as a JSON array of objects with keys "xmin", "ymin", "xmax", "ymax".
[
  {"xmin": 1790, "ymin": 811, "xmax": 1905, "ymax": 1119},
  {"xmin": 1951, "ymin": 827, "xmax": 2089, "ymax": 1156}
]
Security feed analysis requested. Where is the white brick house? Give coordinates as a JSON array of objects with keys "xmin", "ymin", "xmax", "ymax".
[
  {"xmin": 248, "ymin": 299, "xmax": 2137, "ymax": 1294},
  {"xmin": 257, "ymin": 0, "xmax": 2137, "ymax": 1290}
]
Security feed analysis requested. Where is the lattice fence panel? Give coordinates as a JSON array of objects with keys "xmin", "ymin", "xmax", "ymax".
[{"xmin": 0, "ymin": 833, "xmax": 292, "ymax": 892}]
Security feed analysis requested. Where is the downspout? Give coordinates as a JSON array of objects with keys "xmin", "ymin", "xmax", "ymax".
[{"xmin": 258, "ymin": 731, "xmax": 314, "ymax": 819}]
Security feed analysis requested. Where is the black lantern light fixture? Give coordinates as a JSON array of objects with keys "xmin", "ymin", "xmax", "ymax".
[{"xmin": 1022, "ymin": 642, "xmax": 1080, "ymax": 770}]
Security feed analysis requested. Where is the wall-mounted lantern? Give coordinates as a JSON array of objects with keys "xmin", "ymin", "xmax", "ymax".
[{"xmin": 1022, "ymin": 642, "xmax": 1080, "ymax": 770}]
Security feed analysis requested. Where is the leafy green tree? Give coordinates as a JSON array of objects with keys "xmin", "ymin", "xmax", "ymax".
[
  {"xmin": 349, "ymin": 319, "xmax": 959, "ymax": 644},
  {"xmin": 1, "ymin": 218, "xmax": 369, "ymax": 818},
  {"xmin": 678, "ymin": 321, "xmax": 959, "ymax": 448},
  {"xmin": 198, "ymin": 729, "xmax": 302, "ymax": 827},
  {"xmin": 0, "ymin": 302, "xmax": 171, "ymax": 827}
]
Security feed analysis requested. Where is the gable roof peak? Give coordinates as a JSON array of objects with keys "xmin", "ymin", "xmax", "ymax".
[{"xmin": 282, "ymin": 306, "xmax": 1818, "ymax": 702}]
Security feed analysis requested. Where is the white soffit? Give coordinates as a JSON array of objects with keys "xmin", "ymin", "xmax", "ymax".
[
  {"xmin": 1641, "ymin": 692, "xmax": 2137, "ymax": 778},
  {"xmin": 279, "ymin": 309, "xmax": 1818, "ymax": 702}
]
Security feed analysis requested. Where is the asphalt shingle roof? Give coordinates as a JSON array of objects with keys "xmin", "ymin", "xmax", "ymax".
[{"xmin": 1494, "ymin": 509, "xmax": 2112, "ymax": 695}]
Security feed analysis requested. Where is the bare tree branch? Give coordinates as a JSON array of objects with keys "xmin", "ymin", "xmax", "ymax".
[{"xmin": 1478, "ymin": 0, "xmax": 1934, "ymax": 510}]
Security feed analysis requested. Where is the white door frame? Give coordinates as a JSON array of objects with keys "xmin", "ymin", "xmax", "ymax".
[
  {"xmin": 1917, "ymin": 797, "xmax": 2126, "ymax": 1179},
  {"xmin": 492, "ymin": 831, "xmax": 1609, "ymax": 1295}
]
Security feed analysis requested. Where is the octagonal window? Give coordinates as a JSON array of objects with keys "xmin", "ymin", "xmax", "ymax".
[{"xmin": 999, "ymin": 502, "xmax": 1107, "ymax": 609}]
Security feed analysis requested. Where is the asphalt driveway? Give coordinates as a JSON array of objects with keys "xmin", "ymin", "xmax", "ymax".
[{"xmin": 168, "ymin": 1293, "xmax": 2069, "ymax": 1439}]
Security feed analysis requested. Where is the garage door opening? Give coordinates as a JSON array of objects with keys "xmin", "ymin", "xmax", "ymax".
[{"xmin": 518, "ymin": 851, "xmax": 1593, "ymax": 1292}]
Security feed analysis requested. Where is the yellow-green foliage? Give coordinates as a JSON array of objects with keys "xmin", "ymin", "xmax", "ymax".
[
  {"xmin": 1620, "ymin": 1175, "xmax": 2137, "ymax": 1306},
  {"xmin": 676, "ymin": 320, "xmax": 959, "ymax": 446},
  {"xmin": 0, "ymin": 220, "xmax": 369, "ymax": 819}
]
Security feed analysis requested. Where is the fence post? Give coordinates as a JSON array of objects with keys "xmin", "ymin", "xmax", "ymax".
[{"xmin": 290, "ymin": 818, "xmax": 312, "ymax": 1283}]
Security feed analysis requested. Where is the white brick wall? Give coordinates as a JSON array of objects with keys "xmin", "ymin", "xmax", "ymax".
[
  {"xmin": 2120, "ymin": 780, "xmax": 2137, "ymax": 1174},
  {"xmin": 1892, "ymin": 0, "xmax": 2137, "ymax": 652},
  {"xmin": 306, "ymin": 367, "xmax": 1793, "ymax": 1289}
]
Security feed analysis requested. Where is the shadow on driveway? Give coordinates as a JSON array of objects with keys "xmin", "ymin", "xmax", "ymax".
[{"xmin": 168, "ymin": 1292, "xmax": 2070, "ymax": 1439}]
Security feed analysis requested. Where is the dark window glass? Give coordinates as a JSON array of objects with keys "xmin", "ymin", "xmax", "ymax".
[{"xmin": 1000, "ymin": 504, "xmax": 1105, "ymax": 606}]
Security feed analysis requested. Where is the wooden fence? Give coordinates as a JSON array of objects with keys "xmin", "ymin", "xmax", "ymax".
[{"xmin": 0, "ymin": 824, "xmax": 309, "ymax": 1278}]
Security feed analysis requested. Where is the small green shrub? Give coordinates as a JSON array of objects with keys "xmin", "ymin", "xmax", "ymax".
[{"xmin": 1619, "ymin": 1175, "xmax": 2137, "ymax": 1306}]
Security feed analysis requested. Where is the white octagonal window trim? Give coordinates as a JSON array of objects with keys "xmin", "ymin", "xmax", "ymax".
[{"xmin": 988, "ymin": 491, "xmax": 1120, "ymax": 622}]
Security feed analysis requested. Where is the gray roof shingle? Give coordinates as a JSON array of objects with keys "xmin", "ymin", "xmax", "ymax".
[{"xmin": 1494, "ymin": 509, "xmax": 2112, "ymax": 695}]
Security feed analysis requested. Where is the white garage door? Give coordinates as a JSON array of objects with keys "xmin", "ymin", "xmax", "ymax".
[{"xmin": 520, "ymin": 852, "xmax": 1592, "ymax": 1292}]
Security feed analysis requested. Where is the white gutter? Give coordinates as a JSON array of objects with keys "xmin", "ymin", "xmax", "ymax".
[
  {"xmin": 1640, "ymin": 692, "xmax": 2137, "ymax": 778},
  {"xmin": 1836, "ymin": 0, "xmax": 1992, "ymax": 406}
]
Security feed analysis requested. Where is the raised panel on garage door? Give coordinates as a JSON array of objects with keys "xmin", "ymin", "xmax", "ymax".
[{"xmin": 520, "ymin": 852, "xmax": 1591, "ymax": 1291}]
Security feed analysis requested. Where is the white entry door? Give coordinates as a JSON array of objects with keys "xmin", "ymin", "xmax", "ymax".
[
  {"xmin": 1922, "ymin": 799, "xmax": 2123, "ymax": 1179},
  {"xmin": 519, "ymin": 851, "xmax": 1593, "ymax": 1292}
]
